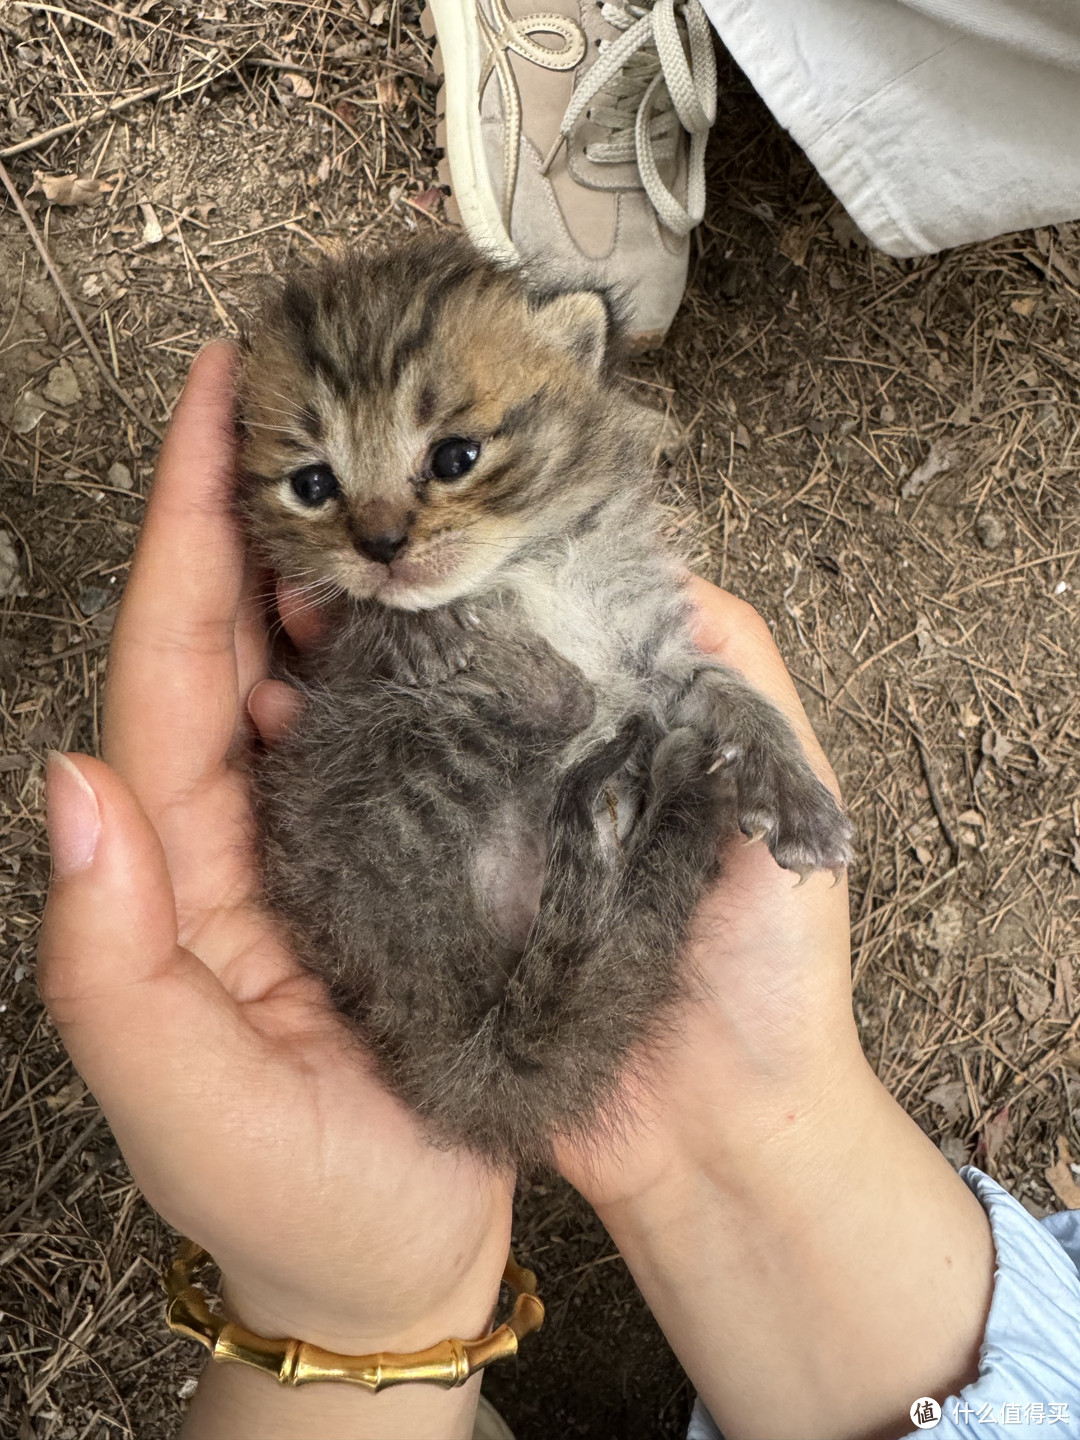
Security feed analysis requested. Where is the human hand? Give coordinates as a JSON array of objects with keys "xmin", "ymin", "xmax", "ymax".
[
  {"xmin": 37, "ymin": 345, "xmax": 513, "ymax": 1388},
  {"xmin": 552, "ymin": 582, "xmax": 993, "ymax": 1440}
]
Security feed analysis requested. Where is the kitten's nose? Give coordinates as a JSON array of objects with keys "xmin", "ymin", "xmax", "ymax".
[{"xmin": 355, "ymin": 531, "xmax": 408, "ymax": 565}]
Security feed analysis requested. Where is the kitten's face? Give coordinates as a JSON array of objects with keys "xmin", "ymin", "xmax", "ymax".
[{"xmin": 239, "ymin": 240, "xmax": 645, "ymax": 610}]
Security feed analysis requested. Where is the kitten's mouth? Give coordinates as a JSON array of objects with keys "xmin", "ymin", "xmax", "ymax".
[{"xmin": 345, "ymin": 533, "xmax": 469, "ymax": 609}]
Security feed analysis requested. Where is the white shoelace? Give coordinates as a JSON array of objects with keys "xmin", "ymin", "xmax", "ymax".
[{"xmin": 542, "ymin": 0, "xmax": 717, "ymax": 236}]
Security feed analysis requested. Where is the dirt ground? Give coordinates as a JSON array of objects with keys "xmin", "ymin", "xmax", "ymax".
[{"xmin": 2, "ymin": 2, "xmax": 1080, "ymax": 1437}]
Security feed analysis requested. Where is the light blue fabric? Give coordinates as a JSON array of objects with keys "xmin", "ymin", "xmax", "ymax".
[{"xmin": 687, "ymin": 1167, "xmax": 1080, "ymax": 1439}]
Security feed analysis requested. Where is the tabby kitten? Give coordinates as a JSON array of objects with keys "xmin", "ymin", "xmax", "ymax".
[{"xmin": 239, "ymin": 235, "xmax": 852, "ymax": 1168}]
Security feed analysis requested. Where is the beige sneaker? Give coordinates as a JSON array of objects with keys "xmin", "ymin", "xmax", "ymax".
[{"xmin": 424, "ymin": 0, "xmax": 717, "ymax": 347}]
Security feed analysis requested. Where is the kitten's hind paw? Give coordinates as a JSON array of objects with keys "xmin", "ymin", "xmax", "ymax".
[{"xmin": 732, "ymin": 751, "xmax": 854, "ymax": 878}]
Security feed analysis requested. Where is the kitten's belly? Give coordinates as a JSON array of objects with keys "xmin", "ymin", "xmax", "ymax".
[{"xmin": 472, "ymin": 803, "xmax": 548, "ymax": 952}]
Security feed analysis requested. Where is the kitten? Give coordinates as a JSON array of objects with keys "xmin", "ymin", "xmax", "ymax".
[{"xmin": 239, "ymin": 235, "xmax": 852, "ymax": 1168}]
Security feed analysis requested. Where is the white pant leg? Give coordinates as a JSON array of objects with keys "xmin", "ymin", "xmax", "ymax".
[{"xmin": 699, "ymin": 0, "xmax": 1080, "ymax": 255}]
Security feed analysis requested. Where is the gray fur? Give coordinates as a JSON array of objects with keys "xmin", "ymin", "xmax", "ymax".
[{"xmin": 240, "ymin": 236, "xmax": 853, "ymax": 1167}]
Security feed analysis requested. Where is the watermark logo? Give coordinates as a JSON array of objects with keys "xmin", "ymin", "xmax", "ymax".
[{"xmin": 911, "ymin": 1398, "xmax": 942, "ymax": 1429}]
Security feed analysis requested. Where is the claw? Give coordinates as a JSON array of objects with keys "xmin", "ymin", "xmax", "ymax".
[
  {"xmin": 707, "ymin": 743, "xmax": 740, "ymax": 775},
  {"xmin": 830, "ymin": 864, "xmax": 847, "ymax": 886},
  {"xmin": 793, "ymin": 867, "xmax": 812, "ymax": 887},
  {"xmin": 742, "ymin": 826, "xmax": 767, "ymax": 846}
]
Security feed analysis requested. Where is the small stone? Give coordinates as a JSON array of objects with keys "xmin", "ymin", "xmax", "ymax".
[
  {"xmin": 107, "ymin": 461, "xmax": 133, "ymax": 490},
  {"xmin": 11, "ymin": 389, "xmax": 46, "ymax": 434},
  {"xmin": 77, "ymin": 586, "xmax": 111, "ymax": 616},
  {"xmin": 975, "ymin": 512, "xmax": 1006, "ymax": 550},
  {"xmin": 44, "ymin": 359, "xmax": 81, "ymax": 406},
  {"xmin": 0, "ymin": 531, "xmax": 26, "ymax": 598}
]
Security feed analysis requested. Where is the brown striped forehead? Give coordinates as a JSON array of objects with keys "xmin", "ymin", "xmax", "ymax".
[{"xmin": 273, "ymin": 241, "xmax": 520, "ymax": 398}]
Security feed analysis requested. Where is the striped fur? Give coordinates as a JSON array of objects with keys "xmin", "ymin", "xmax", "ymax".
[{"xmin": 239, "ymin": 237, "xmax": 853, "ymax": 1167}]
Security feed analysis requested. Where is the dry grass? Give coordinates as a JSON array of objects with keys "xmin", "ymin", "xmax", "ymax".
[{"xmin": 1, "ymin": 3, "xmax": 1079, "ymax": 1437}]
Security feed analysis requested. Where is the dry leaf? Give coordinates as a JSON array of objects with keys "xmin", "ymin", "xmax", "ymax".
[
  {"xmin": 827, "ymin": 209, "xmax": 867, "ymax": 250},
  {"xmin": 376, "ymin": 74, "xmax": 401, "ymax": 109},
  {"xmin": 939, "ymin": 1135, "xmax": 969, "ymax": 1170},
  {"xmin": 975, "ymin": 511, "xmax": 1006, "ymax": 550},
  {"xmin": 925, "ymin": 1079, "xmax": 967, "ymax": 1124},
  {"xmin": 10, "ymin": 390, "xmax": 47, "ymax": 435},
  {"xmin": 981, "ymin": 729, "xmax": 1013, "ymax": 765},
  {"xmin": 283, "ymin": 71, "xmax": 314, "ymax": 99},
  {"xmin": 927, "ymin": 903, "xmax": 964, "ymax": 956},
  {"xmin": 778, "ymin": 223, "xmax": 812, "ymax": 268},
  {"xmin": 1013, "ymin": 969, "xmax": 1052, "ymax": 1024},
  {"xmin": 139, "ymin": 201, "xmax": 164, "ymax": 244},
  {"xmin": 1046, "ymin": 1137, "xmax": 1080, "ymax": 1209},
  {"xmin": 370, "ymin": 1, "xmax": 387, "ymax": 24},
  {"xmin": 977, "ymin": 1105, "xmax": 1011, "ymax": 1166},
  {"xmin": 915, "ymin": 614, "xmax": 945, "ymax": 657},
  {"xmin": 45, "ymin": 1078, "xmax": 86, "ymax": 1111},
  {"xmin": 30, "ymin": 171, "xmax": 110, "ymax": 206},
  {"xmin": 44, "ymin": 360, "xmax": 81, "ymax": 406},
  {"xmin": 412, "ymin": 187, "xmax": 444, "ymax": 214},
  {"xmin": 335, "ymin": 99, "xmax": 359, "ymax": 126},
  {"xmin": 1010, "ymin": 296, "xmax": 1037, "ymax": 318},
  {"xmin": 901, "ymin": 439, "xmax": 955, "ymax": 499},
  {"xmin": 0, "ymin": 530, "xmax": 27, "ymax": 599}
]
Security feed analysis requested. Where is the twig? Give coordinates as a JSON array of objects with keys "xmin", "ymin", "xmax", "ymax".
[
  {"xmin": 0, "ymin": 157, "xmax": 164, "ymax": 442},
  {"xmin": 832, "ymin": 627, "xmax": 920, "ymax": 700},
  {"xmin": 905, "ymin": 712, "xmax": 961, "ymax": 862},
  {"xmin": 943, "ymin": 546, "xmax": 1080, "ymax": 600},
  {"xmin": 0, "ymin": 1112, "xmax": 104, "ymax": 1231},
  {"xmin": 1, "ymin": 81, "xmax": 169, "ymax": 161},
  {"xmin": 0, "ymin": 48, "xmax": 258, "ymax": 160},
  {"xmin": 30, "ymin": 636, "xmax": 112, "ymax": 667}
]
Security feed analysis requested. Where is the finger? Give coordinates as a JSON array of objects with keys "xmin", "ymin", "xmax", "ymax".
[
  {"xmin": 104, "ymin": 342, "xmax": 243, "ymax": 810},
  {"xmin": 278, "ymin": 579, "xmax": 329, "ymax": 648},
  {"xmin": 248, "ymin": 679, "xmax": 303, "ymax": 745},
  {"xmin": 39, "ymin": 753, "xmax": 243, "ymax": 1092},
  {"xmin": 686, "ymin": 577, "xmax": 839, "ymax": 794}
]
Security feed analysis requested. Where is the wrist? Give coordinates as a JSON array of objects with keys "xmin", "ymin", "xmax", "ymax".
[
  {"xmin": 595, "ymin": 1043, "xmax": 876, "ymax": 1222},
  {"xmin": 211, "ymin": 1232, "xmax": 509, "ymax": 1356},
  {"xmin": 590, "ymin": 1066, "xmax": 993, "ymax": 1440},
  {"xmin": 571, "ymin": 996, "xmax": 874, "ymax": 1215}
]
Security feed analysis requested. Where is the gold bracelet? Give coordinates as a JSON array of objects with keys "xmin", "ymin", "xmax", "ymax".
[{"xmin": 163, "ymin": 1238, "xmax": 544, "ymax": 1391}]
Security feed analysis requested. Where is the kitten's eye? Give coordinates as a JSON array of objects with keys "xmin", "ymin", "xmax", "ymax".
[
  {"xmin": 290, "ymin": 464, "xmax": 340, "ymax": 507},
  {"xmin": 428, "ymin": 438, "xmax": 481, "ymax": 481}
]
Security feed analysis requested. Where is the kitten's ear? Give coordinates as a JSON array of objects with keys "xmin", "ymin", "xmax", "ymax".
[{"xmin": 529, "ymin": 290, "xmax": 611, "ymax": 373}]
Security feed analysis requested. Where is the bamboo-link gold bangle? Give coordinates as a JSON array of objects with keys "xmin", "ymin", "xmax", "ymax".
[{"xmin": 163, "ymin": 1238, "xmax": 544, "ymax": 1391}]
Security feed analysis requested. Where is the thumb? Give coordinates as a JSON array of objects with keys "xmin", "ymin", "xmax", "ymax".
[{"xmin": 38, "ymin": 753, "xmax": 221, "ymax": 1099}]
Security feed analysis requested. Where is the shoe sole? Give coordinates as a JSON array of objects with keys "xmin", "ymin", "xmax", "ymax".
[{"xmin": 423, "ymin": 0, "xmax": 520, "ymax": 267}]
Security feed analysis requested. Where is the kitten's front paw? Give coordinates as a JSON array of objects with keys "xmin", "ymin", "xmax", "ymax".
[{"xmin": 715, "ymin": 741, "xmax": 853, "ymax": 879}]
